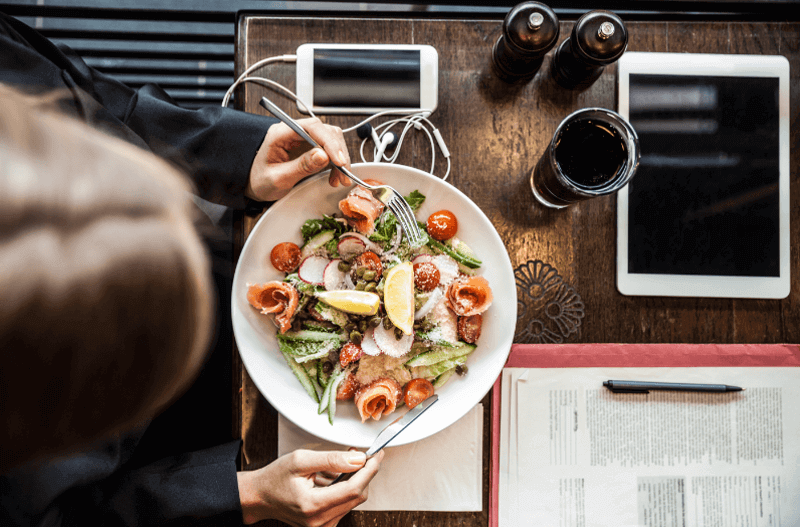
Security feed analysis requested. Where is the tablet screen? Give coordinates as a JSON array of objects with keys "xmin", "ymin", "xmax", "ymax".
[{"xmin": 626, "ymin": 73, "xmax": 780, "ymax": 277}]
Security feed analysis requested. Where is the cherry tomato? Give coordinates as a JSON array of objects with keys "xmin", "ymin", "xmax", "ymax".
[
  {"xmin": 403, "ymin": 378, "xmax": 435, "ymax": 409},
  {"xmin": 353, "ymin": 251, "xmax": 383, "ymax": 278},
  {"xmin": 413, "ymin": 261, "xmax": 440, "ymax": 292},
  {"xmin": 270, "ymin": 242, "xmax": 301, "ymax": 273},
  {"xmin": 457, "ymin": 314, "xmax": 483, "ymax": 343},
  {"xmin": 339, "ymin": 342, "xmax": 364, "ymax": 367},
  {"xmin": 426, "ymin": 210, "xmax": 458, "ymax": 241},
  {"xmin": 336, "ymin": 372, "xmax": 361, "ymax": 400}
]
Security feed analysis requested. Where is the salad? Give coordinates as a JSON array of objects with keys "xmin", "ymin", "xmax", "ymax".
[{"xmin": 246, "ymin": 180, "xmax": 493, "ymax": 424}]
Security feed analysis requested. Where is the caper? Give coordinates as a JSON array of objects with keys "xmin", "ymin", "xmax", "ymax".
[
  {"xmin": 356, "ymin": 266, "xmax": 366, "ymax": 278},
  {"xmin": 355, "ymin": 281, "xmax": 366, "ymax": 291},
  {"xmin": 338, "ymin": 261, "xmax": 351, "ymax": 273},
  {"xmin": 365, "ymin": 282, "xmax": 377, "ymax": 293},
  {"xmin": 394, "ymin": 327, "xmax": 404, "ymax": 340},
  {"xmin": 383, "ymin": 317, "xmax": 394, "ymax": 330},
  {"xmin": 369, "ymin": 316, "xmax": 382, "ymax": 328},
  {"xmin": 455, "ymin": 365, "xmax": 468, "ymax": 376},
  {"xmin": 345, "ymin": 322, "xmax": 357, "ymax": 332},
  {"xmin": 358, "ymin": 320, "xmax": 368, "ymax": 333},
  {"xmin": 322, "ymin": 361, "xmax": 334, "ymax": 374},
  {"xmin": 362, "ymin": 270, "xmax": 376, "ymax": 281},
  {"xmin": 350, "ymin": 331, "xmax": 363, "ymax": 345},
  {"xmin": 414, "ymin": 297, "xmax": 425, "ymax": 310}
]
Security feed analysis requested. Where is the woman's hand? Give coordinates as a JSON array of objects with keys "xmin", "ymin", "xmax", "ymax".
[
  {"xmin": 237, "ymin": 449, "xmax": 384, "ymax": 527},
  {"xmin": 246, "ymin": 118, "xmax": 352, "ymax": 202}
]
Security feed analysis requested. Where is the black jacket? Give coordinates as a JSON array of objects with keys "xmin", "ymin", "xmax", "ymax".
[{"xmin": 0, "ymin": 12, "xmax": 277, "ymax": 526}]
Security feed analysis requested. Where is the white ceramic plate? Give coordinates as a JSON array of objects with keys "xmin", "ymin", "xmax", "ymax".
[{"xmin": 232, "ymin": 163, "xmax": 516, "ymax": 448}]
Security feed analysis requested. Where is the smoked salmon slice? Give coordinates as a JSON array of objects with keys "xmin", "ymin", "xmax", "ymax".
[
  {"xmin": 446, "ymin": 276, "xmax": 493, "ymax": 317},
  {"xmin": 247, "ymin": 281, "xmax": 299, "ymax": 334},
  {"xmin": 354, "ymin": 377, "xmax": 402, "ymax": 422},
  {"xmin": 338, "ymin": 181, "xmax": 385, "ymax": 235}
]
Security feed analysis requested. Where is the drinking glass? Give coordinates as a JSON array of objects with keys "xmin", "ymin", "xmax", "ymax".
[{"xmin": 530, "ymin": 107, "xmax": 640, "ymax": 208}]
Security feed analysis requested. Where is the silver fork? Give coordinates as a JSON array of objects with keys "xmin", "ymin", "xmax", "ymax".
[{"xmin": 259, "ymin": 97, "xmax": 425, "ymax": 248}]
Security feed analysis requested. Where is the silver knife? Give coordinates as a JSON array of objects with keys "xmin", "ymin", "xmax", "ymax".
[{"xmin": 329, "ymin": 394, "xmax": 439, "ymax": 485}]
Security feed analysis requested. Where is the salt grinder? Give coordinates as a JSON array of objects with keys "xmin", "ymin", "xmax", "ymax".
[
  {"xmin": 492, "ymin": 2, "xmax": 559, "ymax": 83},
  {"xmin": 551, "ymin": 10, "xmax": 627, "ymax": 90}
]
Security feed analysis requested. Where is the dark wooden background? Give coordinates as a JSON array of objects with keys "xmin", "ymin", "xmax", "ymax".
[{"xmin": 234, "ymin": 16, "xmax": 800, "ymax": 527}]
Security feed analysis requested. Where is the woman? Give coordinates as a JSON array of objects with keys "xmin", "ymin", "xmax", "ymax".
[{"xmin": 0, "ymin": 84, "xmax": 381, "ymax": 527}]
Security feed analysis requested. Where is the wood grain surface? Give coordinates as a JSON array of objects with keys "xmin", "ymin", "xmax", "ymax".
[{"xmin": 234, "ymin": 16, "xmax": 800, "ymax": 527}]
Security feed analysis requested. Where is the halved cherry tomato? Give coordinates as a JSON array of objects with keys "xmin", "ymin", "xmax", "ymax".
[
  {"xmin": 353, "ymin": 251, "xmax": 383, "ymax": 278},
  {"xmin": 413, "ymin": 261, "xmax": 440, "ymax": 292},
  {"xmin": 457, "ymin": 314, "xmax": 483, "ymax": 343},
  {"xmin": 403, "ymin": 378, "xmax": 435, "ymax": 409},
  {"xmin": 339, "ymin": 342, "xmax": 364, "ymax": 368},
  {"xmin": 270, "ymin": 242, "xmax": 301, "ymax": 273},
  {"xmin": 426, "ymin": 210, "xmax": 458, "ymax": 241},
  {"xmin": 336, "ymin": 372, "xmax": 361, "ymax": 400}
]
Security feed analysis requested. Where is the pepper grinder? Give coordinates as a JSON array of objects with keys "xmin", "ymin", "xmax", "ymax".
[
  {"xmin": 551, "ymin": 10, "xmax": 627, "ymax": 90},
  {"xmin": 492, "ymin": 2, "xmax": 559, "ymax": 83}
]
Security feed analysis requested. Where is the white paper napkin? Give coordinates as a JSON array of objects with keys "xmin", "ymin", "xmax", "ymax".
[{"xmin": 278, "ymin": 403, "xmax": 483, "ymax": 511}]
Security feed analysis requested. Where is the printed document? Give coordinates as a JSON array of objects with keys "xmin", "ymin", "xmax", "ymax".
[{"xmin": 499, "ymin": 367, "xmax": 799, "ymax": 527}]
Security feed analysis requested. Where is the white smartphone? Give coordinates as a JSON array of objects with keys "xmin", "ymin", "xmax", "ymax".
[{"xmin": 295, "ymin": 43, "xmax": 438, "ymax": 115}]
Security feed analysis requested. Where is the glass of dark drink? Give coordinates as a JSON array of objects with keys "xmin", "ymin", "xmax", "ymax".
[{"xmin": 530, "ymin": 107, "xmax": 639, "ymax": 208}]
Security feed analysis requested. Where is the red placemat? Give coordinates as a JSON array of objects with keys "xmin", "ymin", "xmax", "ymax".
[{"xmin": 488, "ymin": 343, "xmax": 800, "ymax": 527}]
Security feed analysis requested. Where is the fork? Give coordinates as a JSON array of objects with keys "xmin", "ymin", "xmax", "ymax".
[{"xmin": 259, "ymin": 97, "xmax": 425, "ymax": 248}]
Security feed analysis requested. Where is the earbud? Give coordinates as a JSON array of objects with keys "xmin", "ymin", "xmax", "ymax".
[{"xmin": 356, "ymin": 122, "xmax": 399, "ymax": 161}]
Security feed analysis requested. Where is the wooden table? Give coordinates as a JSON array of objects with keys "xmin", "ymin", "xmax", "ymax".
[{"xmin": 233, "ymin": 14, "xmax": 800, "ymax": 527}]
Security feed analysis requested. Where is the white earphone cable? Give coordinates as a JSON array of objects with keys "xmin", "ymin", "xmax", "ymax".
[{"xmin": 222, "ymin": 55, "xmax": 449, "ymax": 180}]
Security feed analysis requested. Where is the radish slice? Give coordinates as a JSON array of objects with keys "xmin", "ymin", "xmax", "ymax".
[
  {"xmin": 337, "ymin": 237, "xmax": 366, "ymax": 261},
  {"xmin": 323, "ymin": 259, "xmax": 347, "ymax": 291},
  {"xmin": 340, "ymin": 232, "xmax": 382, "ymax": 254},
  {"xmin": 373, "ymin": 324, "xmax": 414, "ymax": 358},
  {"xmin": 411, "ymin": 254, "xmax": 434, "ymax": 265},
  {"xmin": 298, "ymin": 255, "xmax": 329, "ymax": 286},
  {"xmin": 360, "ymin": 328, "xmax": 382, "ymax": 356},
  {"xmin": 414, "ymin": 288, "xmax": 443, "ymax": 320},
  {"xmin": 431, "ymin": 254, "xmax": 460, "ymax": 286}
]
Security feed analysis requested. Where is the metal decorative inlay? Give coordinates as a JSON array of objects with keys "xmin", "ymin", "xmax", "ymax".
[{"xmin": 514, "ymin": 260, "xmax": 585, "ymax": 344}]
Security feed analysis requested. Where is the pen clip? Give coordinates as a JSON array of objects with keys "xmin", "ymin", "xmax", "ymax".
[{"xmin": 607, "ymin": 388, "xmax": 650, "ymax": 394}]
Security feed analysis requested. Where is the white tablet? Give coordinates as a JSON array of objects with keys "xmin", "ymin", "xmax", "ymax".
[{"xmin": 617, "ymin": 52, "xmax": 790, "ymax": 299}]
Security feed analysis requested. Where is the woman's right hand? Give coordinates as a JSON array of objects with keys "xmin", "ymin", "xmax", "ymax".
[{"xmin": 237, "ymin": 449, "xmax": 384, "ymax": 527}]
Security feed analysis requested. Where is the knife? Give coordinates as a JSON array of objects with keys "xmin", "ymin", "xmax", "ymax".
[{"xmin": 329, "ymin": 394, "xmax": 439, "ymax": 485}]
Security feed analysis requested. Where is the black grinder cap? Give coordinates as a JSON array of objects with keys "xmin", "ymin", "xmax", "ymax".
[
  {"xmin": 571, "ymin": 10, "xmax": 628, "ymax": 66},
  {"xmin": 503, "ymin": 2, "xmax": 560, "ymax": 57}
]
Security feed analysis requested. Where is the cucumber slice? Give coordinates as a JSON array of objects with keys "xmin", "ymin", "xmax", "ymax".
[
  {"xmin": 318, "ymin": 363, "xmax": 343, "ymax": 414},
  {"xmin": 278, "ymin": 329, "xmax": 346, "ymax": 342},
  {"xmin": 412, "ymin": 354, "xmax": 468, "ymax": 379},
  {"xmin": 405, "ymin": 342, "xmax": 476, "ymax": 367},
  {"xmin": 433, "ymin": 366, "xmax": 457, "ymax": 388},
  {"xmin": 301, "ymin": 230, "xmax": 335, "ymax": 259},
  {"xmin": 279, "ymin": 347, "xmax": 319, "ymax": 403},
  {"xmin": 303, "ymin": 361, "xmax": 324, "ymax": 400},
  {"xmin": 427, "ymin": 238, "xmax": 481, "ymax": 269}
]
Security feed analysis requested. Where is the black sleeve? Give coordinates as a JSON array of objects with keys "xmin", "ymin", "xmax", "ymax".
[
  {"xmin": 0, "ymin": 12, "xmax": 275, "ymax": 208},
  {"xmin": 1, "ymin": 438, "xmax": 244, "ymax": 527}
]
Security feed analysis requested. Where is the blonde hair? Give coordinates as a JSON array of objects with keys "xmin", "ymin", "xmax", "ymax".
[{"xmin": 0, "ymin": 84, "xmax": 214, "ymax": 471}]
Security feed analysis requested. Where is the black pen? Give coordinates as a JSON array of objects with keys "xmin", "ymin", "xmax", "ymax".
[{"xmin": 603, "ymin": 380, "xmax": 744, "ymax": 394}]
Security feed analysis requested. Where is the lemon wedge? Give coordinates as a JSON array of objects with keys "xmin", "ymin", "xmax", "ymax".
[
  {"xmin": 383, "ymin": 261, "xmax": 414, "ymax": 335},
  {"xmin": 315, "ymin": 290, "xmax": 380, "ymax": 316}
]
